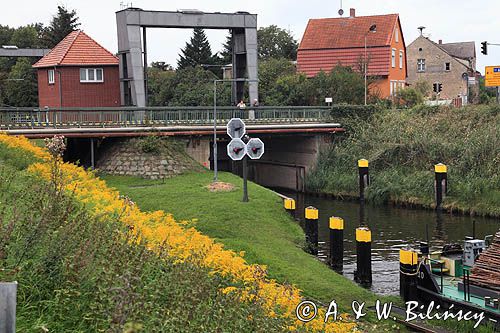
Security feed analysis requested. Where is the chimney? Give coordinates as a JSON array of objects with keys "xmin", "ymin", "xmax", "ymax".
[
  {"xmin": 438, "ymin": 39, "xmax": 442, "ymax": 44},
  {"xmin": 350, "ymin": 8, "xmax": 356, "ymax": 18}
]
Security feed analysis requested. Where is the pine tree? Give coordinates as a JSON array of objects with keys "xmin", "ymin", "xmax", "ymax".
[
  {"xmin": 42, "ymin": 6, "xmax": 80, "ymax": 48},
  {"xmin": 219, "ymin": 31, "xmax": 233, "ymax": 64},
  {"xmin": 177, "ymin": 28, "xmax": 216, "ymax": 70}
]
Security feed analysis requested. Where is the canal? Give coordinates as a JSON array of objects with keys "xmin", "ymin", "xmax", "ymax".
[{"xmin": 283, "ymin": 191, "xmax": 500, "ymax": 296}]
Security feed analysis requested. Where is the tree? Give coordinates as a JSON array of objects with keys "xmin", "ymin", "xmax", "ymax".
[
  {"xmin": 147, "ymin": 66, "xmax": 176, "ymax": 106},
  {"xmin": 170, "ymin": 67, "xmax": 231, "ymax": 106},
  {"xmin": 258, "ymin": 58, "xmax": 296, "ymax": 104},
  {"xmin": 0, "ymin": 25, "xmax": 14, "ymax": 46},
  {"xmin": 42, "ymin": 5, "xmax": 80, "ymax": 48},
  {"xmin": 3, "ymin": 58, "xmax": 38, "ymax": 107},
  {"xmin": 177, "ymin": 28, "xmax": 217, "ymax": 70},
  {"xmin": 257, "ymin": 25, "xmax": 298, "ymax": 60},
  {"xmin": 10, "ymin": 24, "xmax": 43, "ymax": 48},
  {"xmin": 219, "ymin": 32, "xmax": 233, "ymax": 64}
]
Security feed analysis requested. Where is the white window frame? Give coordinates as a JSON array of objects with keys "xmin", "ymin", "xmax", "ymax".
[
  {"xmin": 395, "ymin": 28, "xmax": 399, "ymax": 43},
  {"xmin": 399, "ymin": 50, "xmax": 403, "ymax": 69},
  {"xmin": 417, "ymin": 59, "xmax": 426, "ymax": 72},
  {"xmin": 48, "ymin": 69, "xmax": 55, "ymax": 84},
  {"xmin": 392, "ymin": 49, "xmax": 396, "ymax": 68},
  {"xmin": 79, "ymin": 68, "xmax": 104, "ymax": 83}
]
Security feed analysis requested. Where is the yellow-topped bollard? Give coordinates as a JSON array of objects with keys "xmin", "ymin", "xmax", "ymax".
[
  {"xmin": 354, "ymin": 227, "xmax": 372, "ymax": 286},
  {"xmin": 400, "ymin": 248, "xmax": 419, "ymax": 302},
  {"xmin": 434, "ymin": 163, "xmax": 448, "ymax": 209},
  {"xmin": 329, "ymin": 217, "xmax": 344, "ymax": 272},
  {"xmin": 358, "ymin": 159, "xmax": 370, "ymax": 202},
  {"xmin": 284, "ymin": 198, "xmax": 295, "ymax": 210},
  {"xmin": 305, "ymin": 206, "xmax": 319, "ymax": 255}
]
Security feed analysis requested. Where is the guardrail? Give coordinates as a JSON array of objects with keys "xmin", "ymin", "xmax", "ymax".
[{"xmin": 0, "ymin": 106, "xmax": 333, "ymax": 129}]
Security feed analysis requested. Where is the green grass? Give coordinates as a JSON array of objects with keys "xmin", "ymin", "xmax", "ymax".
[
  {"xmin": 0, "ymin": 143, "xmax": 289, "ymax": 332},
  {"xmin": 308, "ymin": 105, "xmax": 500, "ymax": 217},
  {"xmin": 102, "ymin": 171, "xmax": 379, "ymax": 311}
]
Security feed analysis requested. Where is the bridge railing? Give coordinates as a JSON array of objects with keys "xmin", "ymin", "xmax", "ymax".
[{"xmin": 0, "ymin": 106, "xmax": 333, "ymax": 129}]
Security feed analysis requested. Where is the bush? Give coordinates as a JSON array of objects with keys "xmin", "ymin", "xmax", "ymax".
[{"xmin": 307, "ymin": 105, "xmax": 500, "ymax": 216}]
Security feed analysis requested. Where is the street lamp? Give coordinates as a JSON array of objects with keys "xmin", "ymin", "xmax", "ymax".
[
  {"xmin": 364, "ymin": 24, "xmax": 377, "ymax": 106},
  {"xmin": 212, "ymin": 78, "xmax": 258, "ymax": 182}
]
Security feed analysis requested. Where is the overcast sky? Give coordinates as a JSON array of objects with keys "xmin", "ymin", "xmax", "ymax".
[{"xmin": 1, "ymin": 0, "xmax": 499, "ymax": 73}]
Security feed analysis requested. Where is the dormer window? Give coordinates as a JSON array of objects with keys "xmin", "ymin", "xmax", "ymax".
[{"xmin": 80, "ymin": 68, "xmax": 104, "ymax": 83}]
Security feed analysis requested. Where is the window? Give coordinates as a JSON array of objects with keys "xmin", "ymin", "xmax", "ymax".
[
  {"xmin": 79, "ymin": 68, "xmax": 104, "ymax": 83},
  {"xmin": 48, "ymin": 69, "xmax": 55, "ymax": 84},
  {"xmin": 417, "ymin": 59, "xmax": 426, "ymax": 72},
  {"xmin": 395, "ymin": 28, "xmax": 399, "ymax": 43},
  {"xmin": 445, "ymin": 62, "xmax": 451, "ymax": 71},
  {"xmin": 418, "ymin": 47, "xmax": 423, "ymax": 52},
  {"xmin": 399, "ymin": 50, "xmax": 403, "ymax": 69},
  {"xmin": 392, "ymin": 49, "xmax": 396, "ymax": 68}
]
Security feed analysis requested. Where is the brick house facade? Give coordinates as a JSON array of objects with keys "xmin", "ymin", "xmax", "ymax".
[
  {"xmin": 407, "ymin": 36, "xmax": 477, "ymax": 101},
  {"xmin": 33, "ymin": 31, "xmax": 120, "ymax": 108},
  {"xmin": 297, "ymin": 8, "xmax": 407, "ymax": 100}
]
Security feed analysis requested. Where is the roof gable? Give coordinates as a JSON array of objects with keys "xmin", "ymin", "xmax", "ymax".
[
  {"xmin": 33, "ymin": 31, "xmax": 118, "ymax": 68},
  {"xmin": 299, "ymin": 14, "xmax": 399, "ymax": 50}
]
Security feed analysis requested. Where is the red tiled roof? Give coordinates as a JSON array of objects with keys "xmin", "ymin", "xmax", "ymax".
[
  {"xmin": 297, "ymin": 47, "xmax": 391, "ymax": 77},
  {"xmin": 299, "ymin": 14, "xmax": 399, "ymax": 50},
  {"xmin": 33, "ymin": 31, "xmax": 118, "ymax": 68}
]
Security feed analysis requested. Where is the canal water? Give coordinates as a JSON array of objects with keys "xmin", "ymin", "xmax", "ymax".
[{"xmin": 282, "ymin": 191, "xmax": 500, "ymax": 296}]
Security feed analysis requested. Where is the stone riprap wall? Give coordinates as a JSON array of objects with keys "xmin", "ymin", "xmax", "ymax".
[{"xmin": 96, "ymin": 137, "xmax": 202, "ymax": 179}]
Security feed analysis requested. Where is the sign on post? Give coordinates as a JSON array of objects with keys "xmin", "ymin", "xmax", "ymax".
[
  {"xmin": 226, "ymin": 118, "xmax": 265, "ymax": 202},
  {"xmin": 227, "ymin": 138, "xmax": 247, "ymax": 161},
  {"xmin": 246, "ymin": 138, "xmax": 265, "ymax": 160},
  {"xmin": 485, "ymin": 66, "xmax": 500, "ymax": 87},
  {"xmin": 227, "ymin": 118, "xmax": 246, "ymax": 139}
]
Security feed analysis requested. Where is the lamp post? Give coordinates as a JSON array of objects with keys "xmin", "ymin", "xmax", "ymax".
[
  {"xmin": 364, "ymin": 24, "xmax": 377, "ymax": 106},
  {"xmin": 213, "ymin": 78, "xmax": 258, "ymax": 182}
]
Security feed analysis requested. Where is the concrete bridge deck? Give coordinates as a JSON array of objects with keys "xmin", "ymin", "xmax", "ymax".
[{"xmin": 0, "ymin": 106, "xmax": 342, "ymax": 138}]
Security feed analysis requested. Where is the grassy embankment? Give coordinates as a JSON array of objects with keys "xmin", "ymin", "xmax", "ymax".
[
  {"xmin": 0, "ymin": 140, "xmax": 296, "ymax": 331},
  {"xmin": 309, "ymin": 105, "xmax": 500, "ymax": 218},
  {"xmin": 103, "ymin": 172, "xmax": 377, "ymax": 310}
]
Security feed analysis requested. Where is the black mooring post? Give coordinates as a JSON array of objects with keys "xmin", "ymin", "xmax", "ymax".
[
  {"xmin": 329, "ymin": 216, "xmax": 344, "ymax": 273},
  {"xmin": 90, "ymin": 138, "xmax": 95, "ymax": 169},
  {"xmin": 434, "ymin": 163, "xmax": 447, "ymax": 209},
  {"xmin": 354, "ymin": 227, "xmax": 372, "ymax": 286},
  {"xmin": 305, "ymin": 206, "xmax": 318, "ymax": 255},
  {"xmin": 358, "ymin": 159, "xmax": 370, "ymax": 202},
  {"xmin": 400, "ymin": 248, "xmax": 418, "ymax": 302},
  {"xmin": 242, "ymin": 155, "xmax": 249, "ymax": 202}
]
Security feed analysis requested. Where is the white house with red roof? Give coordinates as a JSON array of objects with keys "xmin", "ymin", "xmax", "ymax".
[{"xmin": 33, "ymin": 30, "xmax": 120, "ymax": 108}]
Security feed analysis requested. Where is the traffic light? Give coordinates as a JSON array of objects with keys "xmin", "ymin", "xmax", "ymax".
[
  {"xmin": 481, "ymin": 41, "xmax": 488, "ymax": 55},
  {"xmin": 433, "ymin": 83, "xmax": 443, "ymax": 94}
]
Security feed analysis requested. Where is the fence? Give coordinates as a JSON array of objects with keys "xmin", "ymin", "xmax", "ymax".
[{"xmin": 0, "ymin": 106, "xmax": 333, "ymax": 129}]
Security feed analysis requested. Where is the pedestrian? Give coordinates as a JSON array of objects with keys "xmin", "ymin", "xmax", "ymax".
[{"xmin": 237, "ymin": 100, "xmax": 246, "ymax": 109}]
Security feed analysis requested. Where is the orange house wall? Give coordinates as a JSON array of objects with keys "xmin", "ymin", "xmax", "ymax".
[{"xmin": 370, "ymin": 20, "xmax": 407, "ymax": 99}]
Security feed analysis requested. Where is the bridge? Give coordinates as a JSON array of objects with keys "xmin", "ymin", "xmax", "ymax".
[{"xmin": 1, "ymin": 106, "xmax": 344, "ymax": 191}]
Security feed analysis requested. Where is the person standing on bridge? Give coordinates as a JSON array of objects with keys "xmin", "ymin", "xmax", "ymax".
[{"xmin": 237, "ymin": 100, "xmax": 246, "ymax": 108}]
